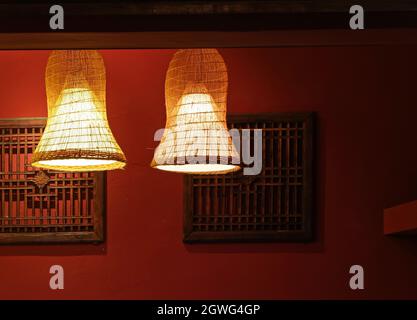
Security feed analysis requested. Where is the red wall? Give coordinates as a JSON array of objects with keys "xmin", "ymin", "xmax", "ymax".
[{"xmin": 0, "ymin": 46, "xmax": 417, "ymax": 299}]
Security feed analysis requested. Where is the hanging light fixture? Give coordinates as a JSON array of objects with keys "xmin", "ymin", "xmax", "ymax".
[
  {"xmin": 31, "ymin": 50, "xmax": 126, "ymax": 172},
  {"xmin": 151, "ymin": 49, "xmax": 240, "ymax": 174}
]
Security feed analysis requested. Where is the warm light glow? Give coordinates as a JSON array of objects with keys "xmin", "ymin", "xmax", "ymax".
[
  {"xmin": 152, "ymin": 90, "xmax": 240, "ymax": 174},
  {"xmin": 151, "ymin": 49, "xmax": 240, "ymax": 174},
  {"xmin": 31, "ymin": 50, "xmax": 126, "ymax": 172},
  {"xmin": 32, "ymin": 88, "xmax": 125, "ymax": 171},
  {"xmin": 41, "ymin": 88, "xmax": 117, "ymax": 151},
  {"xmin": 164, "ymin": 92, "xmax": 238, "ymax": 162},
  {"xmin": 177, "ymin": 93, "xmax": 217, "ymax": 115},
  {"xmin": 155, "ymin": 164, "xmax": 239, "ymax": 174},
  {"xmin": 38, "ymin": 159, "xmax": 117, "ymax": 167}
]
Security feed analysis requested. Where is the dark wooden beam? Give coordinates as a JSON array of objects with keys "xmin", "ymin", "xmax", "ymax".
[
  {"xmin": 0, "ymin": 1, "xmax": 417, "ymax": 33},
  {"xmin": 1, "ymin": 29, "xmax": 417, "ymax": 50},
  {"xmin": 384, "ymin": 200, "xmax": 417, "ymax": 236}
]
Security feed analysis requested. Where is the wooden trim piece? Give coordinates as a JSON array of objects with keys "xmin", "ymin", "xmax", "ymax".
[
  {"xmin": 1, "ymin": 29, "xmax": 417, "ymax": 50},
  {"xmin": 0, "ymin": 1, "xmax": 417, "ymax": 33},
  {"xmin": 384, "ymin": 200, "xmax": 417, "ymax": 235},
  {"xmin": 2, "ymin": 1, "xmax": 417, "ymax": 17},
  {"xmin": 93, "ymin": 172, "xmax": 106, "ymax": 242}
]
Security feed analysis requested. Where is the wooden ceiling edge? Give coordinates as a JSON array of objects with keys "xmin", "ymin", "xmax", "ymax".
[
  {"xmin": 1, "ymin": 29, "xmax": 417, "ymax": 50},
  {"xmin": 1, "ymin": 1, "xmax": 417, "ymax": 16}
]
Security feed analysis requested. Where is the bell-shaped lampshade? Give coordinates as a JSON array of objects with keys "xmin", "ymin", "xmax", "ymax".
[
  {"xmin": 151, "ymin": 49, "xmax": 240, "ymax": 174},
  {"xmin": 31, "ymin": 50, "xmax": 126, "ymax": 172}
]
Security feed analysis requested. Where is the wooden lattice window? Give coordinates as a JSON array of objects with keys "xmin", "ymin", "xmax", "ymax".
[
  {"xmin": 184, "ymin": 113, "xmax": 314, "ymax": 242},
  {"xmin": 0, "ymin": 118, "xmax": 105, "ymax": 244}
]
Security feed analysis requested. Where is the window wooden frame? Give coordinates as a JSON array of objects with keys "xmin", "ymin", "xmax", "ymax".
[
  {"xmin": 0, "ymin": 118, "xmax": 106, "ymax": 244},
  {"xmin": 184, "ymin": 112, "xmax": 314, "ymax": 243}
]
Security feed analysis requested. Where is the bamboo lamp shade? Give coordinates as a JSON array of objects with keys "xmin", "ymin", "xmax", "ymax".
[
  {"xmin": 151, "ymin": 49, "xmax": 240, "ymax": 174},
  {"xmin": 31, "ymin": 50, "xmax": 126, "ymax": 172}
]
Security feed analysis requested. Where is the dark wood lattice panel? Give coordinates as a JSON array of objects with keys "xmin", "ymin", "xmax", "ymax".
[
  {"xmin": 184, "ymin": 113, "xmax": 314, "ymax": 242},
  {"xmin": 0, "ymin": 118, "xmax": 105, "ymax": 244}
]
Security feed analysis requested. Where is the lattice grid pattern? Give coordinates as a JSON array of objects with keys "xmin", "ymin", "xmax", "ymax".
[
  {"xmin": 0, "ymin": 119, "xmax": 104, "ymax": 243},
  {"xmin": 184, "ymin": 113, "xmax": 314, "ymax": 242}
]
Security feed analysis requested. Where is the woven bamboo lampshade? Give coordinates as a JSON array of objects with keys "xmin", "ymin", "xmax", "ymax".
[
  {"xmin": 151, "ymin": 49, "xmax": 240, "ymax": 174},
  {"xmin": 31, "ymin": 50, "xmax": 126, "ymax": 172}
]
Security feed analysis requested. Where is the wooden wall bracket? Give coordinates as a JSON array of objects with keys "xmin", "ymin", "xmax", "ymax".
[{"xmin": 384, "ymin": 200, "xmax": 417, "ymax": 235}]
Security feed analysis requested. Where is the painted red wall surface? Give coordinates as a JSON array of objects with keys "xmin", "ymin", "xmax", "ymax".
[{"xmin": 0, "ymin": 46, "xmax": 416, "ymax": 299}]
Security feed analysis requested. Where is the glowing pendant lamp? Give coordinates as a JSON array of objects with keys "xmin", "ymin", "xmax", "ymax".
[
  {"xmin": 151, "ymin": 49, "xmax": 240, "ymax": 174},
  {"xmin": 31, "ymin": 50, "xmax": 126, "ymax": 172}
]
